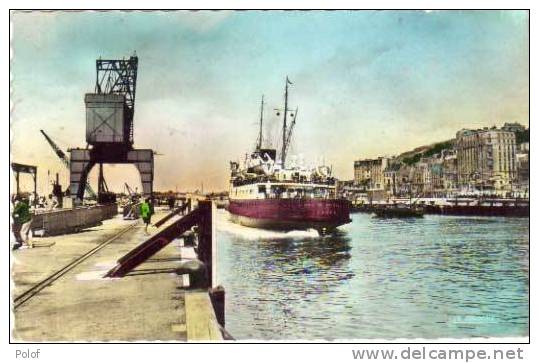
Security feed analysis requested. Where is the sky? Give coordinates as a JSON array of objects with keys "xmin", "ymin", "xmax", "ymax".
[{"xmin": 10, "ymin": 10, "xmax": 529, "ymax": 194}]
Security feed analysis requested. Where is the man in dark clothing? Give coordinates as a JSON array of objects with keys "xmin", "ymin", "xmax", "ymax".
[
  {"xmin": 168, "ymin": 196, "xmax": 175, "ymax": 210},
  {"xmin": 12, "ymin": 197, "xmax": 33, "ymax": 249}
]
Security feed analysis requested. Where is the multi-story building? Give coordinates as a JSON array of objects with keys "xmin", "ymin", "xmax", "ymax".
[
  {"xmin": 411, "ymin": 160, "xmax": 432, "ymax": 196},
  {"xmin": 383, "ymin": 162, "xmax": 402, "ymax": 196},
  {"xmin": 501, "ymin": 122, "xmax": 526, "ymax": 133},
  {"xmin": 441, "ymin": 150, "xmax": 458, "ymax": 193},
  {"xmin": 353, "ymin": 157, "xmax": 389, "ymax": 190},
  {"xmin": 455, "ymin": 127, "xmax": 517, "ymax": 191},
  {"xmin": 428, "ymin": 158, "xmax": 445, "ymax": 196},
  {"xmin": 395, "ymin": 164, "xmax": 413, "ymax": 196},
  {"xmin": 409, "ymin": 152, "xmax": 456, "ymax": 197},
  {"xmin": 516, "ymin": 153, "xmax": 529, "ymax": 193},
  {"xmin": 515, "ymin": 141, "xmax": 529, "ymax": 196},
  {"xmin": 519, "ymin": 142, "xmax": 529, "ymax": 153},
  {"xmin": 351, "ymin": 124, "xmax": 525, "ymax": 199}
]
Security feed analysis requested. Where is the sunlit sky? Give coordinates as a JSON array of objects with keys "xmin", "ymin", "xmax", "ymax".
[{"xmin": 10, "ymin": 10, "xmax": 529, "ymax": 194}]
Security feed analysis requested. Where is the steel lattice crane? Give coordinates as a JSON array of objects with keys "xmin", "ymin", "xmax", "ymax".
[
  {"xmin": 68, "ymin": 53, "xmax": 153, "ymax": 205},
  {"xmin": 40, "ymin": 129, "xmax": 97, "ymax": 199},
  {"xmin": 95, "ymin": 55, "xmax": 138, "ymax": 146},
  {"xmin": 124, "ymin": 182, "xmax": 135, "ymax": 196}
]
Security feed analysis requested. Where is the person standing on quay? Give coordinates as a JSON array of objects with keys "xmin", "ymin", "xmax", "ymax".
[
  {"xmin": 140, "ymin": 198, "xmax": 153, "ymax": 235},
  {"xmin": 168, "ymin": 195, "xmax": 175, "ymax": 210},
  {"xmin": 12, "ymin": 197, "xmax": 34, "ymax": 249}
]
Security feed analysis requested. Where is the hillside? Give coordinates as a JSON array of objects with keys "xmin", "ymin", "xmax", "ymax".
[{"xmin": 397, "ymin": 139, "xmax": 455, "ymax": 166}]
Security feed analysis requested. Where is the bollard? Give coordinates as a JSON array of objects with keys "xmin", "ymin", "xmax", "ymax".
[
  {"xmin": 183, "ymin": 231, "xmax": 195, "ymax": 246},
  {"xmin": 176, "ymin": 260, "xmax": 207, "ymax": 289},
  {"xmin": 209, "ymin": 285, "xmax": 225, "ymax": 327}
]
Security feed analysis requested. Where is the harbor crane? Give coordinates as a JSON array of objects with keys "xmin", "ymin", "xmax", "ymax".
[
  {"xmin": 124, "ymin": 182, "xmax": 136, "ymax": 196},
  {"xmin": 68, "ymin": 53, "xmax": 154, "ymax": 205},
  {"xmin": 11, "ymin": 162, "xmax": 37, "ymax": 203},
  {"xmin": 40, "ymin": 129, "xmax": 70, "ymax": 169},
  {"xmin": 94, "ymin": 55, "xmax": 138, "ymax": 146},
  {"xmin": 40, "ymin": 129, "xmax": 97, "ymax": 199}
]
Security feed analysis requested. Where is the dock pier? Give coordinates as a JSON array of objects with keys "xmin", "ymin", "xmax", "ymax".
[{"xmin": 11, "ymin": 200, "xmax": 228, "ymax": 342}]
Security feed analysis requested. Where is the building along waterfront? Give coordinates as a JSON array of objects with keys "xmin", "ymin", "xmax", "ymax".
[
  {"xmin": 350, "ymin": 123, "xmax": 529, "ymax": 202},
  {"xmin": 456, "ymin": 127, "xmax": 517, "ymax": 192}
]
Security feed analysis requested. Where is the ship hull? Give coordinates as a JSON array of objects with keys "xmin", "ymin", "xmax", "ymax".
[
  {"xmin": 373, "ymin": 206, "xmax": 424, "ymax": 218},
  {"xmin": 228, "ymin": 198, "xmax": 351, "ymax": 232},
  {"xmin": 424, "ymin": 204, "xmax": 529, "ymax": 217}
]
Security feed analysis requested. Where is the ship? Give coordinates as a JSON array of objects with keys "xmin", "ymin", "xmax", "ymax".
[
  {"xmin": 373, "ymin": 184, "xmax": 425, "ymax": 218},
  {"xmin": 373, "ymin": 204, "xmax": 425, "ymax": 218},
  {"xmin": 228, "ymin": 77, "xmax": 351, "ymax": 235},
  {"xmin": 422, "ymin": 197, "xmax": 529, "ymax": 217}
]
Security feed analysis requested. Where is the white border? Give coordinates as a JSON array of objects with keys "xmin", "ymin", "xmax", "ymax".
[{"xmin": 2, "ymin": 2, "xmax": 535, "ymax": 362}]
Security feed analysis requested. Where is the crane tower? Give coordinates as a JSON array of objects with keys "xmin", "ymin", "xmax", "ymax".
[{"xmin": 69, "ymin": 53, "xmax": 154, "ymax": 205}]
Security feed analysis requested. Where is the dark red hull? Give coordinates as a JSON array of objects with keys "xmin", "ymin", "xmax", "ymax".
[
  {"xmin": 228, "ymin": 198, "xmax": 351, "ymax": 231},
  {"xmin": 423, "ymin": 204, "xmax": 529, "ymax": 217}
]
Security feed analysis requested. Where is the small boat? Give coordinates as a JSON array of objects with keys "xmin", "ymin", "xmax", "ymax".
[{"xmin": 373, "ymin": 204, "xmax": 424, "ymax": 218}]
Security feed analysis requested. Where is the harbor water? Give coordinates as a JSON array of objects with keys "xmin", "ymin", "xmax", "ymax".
[{"xmin": 216, "ymin": 210, "xmax": 529, "ymax": 340}]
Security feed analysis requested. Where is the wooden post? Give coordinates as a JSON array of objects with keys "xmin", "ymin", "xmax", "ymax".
[
  {"xmin": 199, "ymin": 200, "xmax": 224, "ymax": 327},
  {"xmin": 197, "ymin": 200, "xmax": 213, "ymax": 288},
  {"xmin": 209, "ymin": 285, "xmax": 225, "ymax": 327},
  {"xmin": 211, "ymin": 200, "xmax": 217, "ymax": 288}
]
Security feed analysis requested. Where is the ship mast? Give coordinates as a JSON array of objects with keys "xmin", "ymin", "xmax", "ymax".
[
  {"xmin": 281, "ymin": 77, "xmax": 291, "ymax": 166},
  {"xmin": 256, "ymin": 95, "xmax": 264, "ymax": 151},
  {"xmin": 284, "ymin": 107, "xmax": 298, "ymax": 152}
]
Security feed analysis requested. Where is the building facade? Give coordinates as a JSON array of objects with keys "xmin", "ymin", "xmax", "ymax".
[
  {"xmin": 455, "ymin": 127, "xmax": 517, "ymax": 191},
  {"xmin": 353, "ymin": 157, "xmax": 389, "ymax": 190},
  {"xmin": 383, "ymin": 163, "xmax": 401, "ymax": 196},
  {"xmin": 411, "ymin": 161, "xmax": 429, "ymax": 195},
  {"xmin": 441, "ymin": 150, "xmax": 458, "ymax": 193},
  {"xmin": 501, "ymin": 122, "xmax": 526, "ymax": 133},
  {"xmin": 515, "ymin": 141, "xmax": 529, "ymax": 196},
  {"xmin": 352, "ymin": 124, "xmax": 526, "ymax": 200}
]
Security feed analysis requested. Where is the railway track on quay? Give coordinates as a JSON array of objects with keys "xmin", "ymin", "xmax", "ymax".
[{"xmin": 12, "ymin": 221, "xmax": 138, "ymax": 310}]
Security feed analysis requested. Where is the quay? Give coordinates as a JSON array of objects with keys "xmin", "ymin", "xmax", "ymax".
[
  {"xmin": 31, "ymin": 204, "xmax": 118, "ymax": 236},
  {"xmin": 11, "ymin": 201, "xmax": 227, "ymax": 342},
  {"xmin": 351, "ymin": 197, "xmax": 529, "ymax": 217}
]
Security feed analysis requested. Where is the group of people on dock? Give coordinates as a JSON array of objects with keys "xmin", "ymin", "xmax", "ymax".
[
  {"xmin": 11, "ymin": 194, "xmax": 157, "ymax": 250},
  {"xmin": 11, "ymin": 193, "xmax": 60, "ymax": 250}
]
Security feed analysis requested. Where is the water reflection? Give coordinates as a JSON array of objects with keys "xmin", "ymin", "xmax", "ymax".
[
  {"xmin": 217, "ymin": 211, "xmax": 529, "ymax": 340},
  {"xmin": 222, "ymin": 228, "xmax": 354, "ymax": 300}
]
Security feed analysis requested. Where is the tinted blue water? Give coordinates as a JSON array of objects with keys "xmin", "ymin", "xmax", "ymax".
[{"xmin": 216, "ymin": 210, "xmax": 529, "ymax": 340}]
